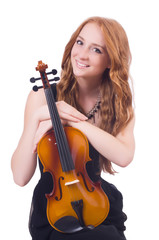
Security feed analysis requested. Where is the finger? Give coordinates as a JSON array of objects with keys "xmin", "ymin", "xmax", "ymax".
[
  {"xmin": 32, "ymin": 144, "xmax": 37, "ymax": 154},
  {"xmin": 59, "ymin": 111, "xmax": 83, "ymax": 122},
  {"xmin": 57, "ymin": 101, "xmax": 88, "ymax": 121},
  {"xmin": 65, "ymin": 105, "xmax": 87, "ymax": 120},
  {"xmin": 69, "ymin": 109, "xmax": 88, "ymax": 121},
  {"xmin": 33, "ymin": 120, "xmax": 52, "ymax": 149}
]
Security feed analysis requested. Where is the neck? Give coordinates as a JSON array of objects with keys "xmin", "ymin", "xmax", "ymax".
[
  {"xmin": 77, "ymin": 77, "xmax": 102, "ymax": 99},
  {"xmin": 76, "ymin": 77, "xmax": 102, "ymax": 115}
]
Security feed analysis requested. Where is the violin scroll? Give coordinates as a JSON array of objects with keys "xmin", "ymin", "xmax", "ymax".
[
  {"xmin": 30, "ymin": 60, "xmax": 60, "ymax": 91},
  {"xmin": 36, "ymin": 60, "xmax": 48, "ymax": 72}
]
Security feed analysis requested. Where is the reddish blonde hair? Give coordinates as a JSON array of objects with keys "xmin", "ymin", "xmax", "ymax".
[{"xmin": 57, "ymin": 17, "xmax": 134, "ymax": 174}]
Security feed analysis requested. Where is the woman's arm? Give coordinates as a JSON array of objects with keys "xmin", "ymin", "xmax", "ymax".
[
  {"xmin": 69, "ymin": 116, "xmax": 135, "ymax": 167},
  {"xmin": 11, "ymin": 90, "xmax": 44, "ymax": 186},
  {"xmin": 31, "ymin": 98, "xmax": 135, "ymax": 168},
  {"xmin": 11, "ymin": 90, "xmax": 87, "ymax": 186}
]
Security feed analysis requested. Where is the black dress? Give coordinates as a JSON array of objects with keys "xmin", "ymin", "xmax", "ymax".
[{"xmin": 29, "ymin": 84, "xmax": 127, "ymax": 240}]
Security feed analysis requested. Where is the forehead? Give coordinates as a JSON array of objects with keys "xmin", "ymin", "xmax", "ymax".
[{"xmin": 79, "ymin": 23, "xmax": 106, "ymax": 47}]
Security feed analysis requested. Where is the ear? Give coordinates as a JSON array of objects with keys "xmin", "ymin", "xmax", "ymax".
[{"xmin": 105, "ymin": 64, "xmax": 111, "ymax": 71}]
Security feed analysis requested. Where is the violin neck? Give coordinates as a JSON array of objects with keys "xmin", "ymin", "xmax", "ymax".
[{"xmin": 44, "ymin": 87, "xmax": 75, "ymax": 172}]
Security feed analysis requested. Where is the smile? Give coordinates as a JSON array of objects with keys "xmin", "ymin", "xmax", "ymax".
[{"xmin": 75, "ymin": 60, "xmax": 89, "ymax": 69}]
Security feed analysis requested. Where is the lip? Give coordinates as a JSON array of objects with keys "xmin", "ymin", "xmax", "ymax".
[{"xmin": 75, "ymin": 60, "xmax": 90, "ymax": 69}]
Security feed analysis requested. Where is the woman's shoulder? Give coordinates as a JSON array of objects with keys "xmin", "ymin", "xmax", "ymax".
[
  {"xmin": 23, "ymin": 89, "xmax": 46, "ymax": 125},
  {"xmin": 25, "ymin": 83, "xmax": 57, "ymax": 120},
  {"xmin": 27, "ymin": 83, "xmax": 57, "ymax": 104},
  {"xmin": 26, "ymin": 88, "xmax": 46, "ymax": 108}
]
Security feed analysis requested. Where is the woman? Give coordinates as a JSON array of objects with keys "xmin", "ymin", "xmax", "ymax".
[{"xmin": 11, "ymin": 16, "xmax": 135, "ymax": 240}]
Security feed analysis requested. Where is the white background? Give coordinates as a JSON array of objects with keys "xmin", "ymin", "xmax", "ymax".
[{"xmin": 0, "ymin": 0, "xmax": 159, "ymax": 239}]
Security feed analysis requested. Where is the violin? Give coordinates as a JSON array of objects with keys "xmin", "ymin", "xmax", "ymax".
[{"xmin": 31, "ymin": 61, "xmax": 110, "ymax": 233}]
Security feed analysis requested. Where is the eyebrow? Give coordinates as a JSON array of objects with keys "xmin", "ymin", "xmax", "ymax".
[{"xmin": 78, "ymin": 35, "xmax": 106, "ymax": 51}]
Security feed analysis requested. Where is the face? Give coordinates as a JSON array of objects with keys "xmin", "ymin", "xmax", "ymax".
[{"xmin": 71, "ymin": 23, "xmax": 111, "ymax": 83}]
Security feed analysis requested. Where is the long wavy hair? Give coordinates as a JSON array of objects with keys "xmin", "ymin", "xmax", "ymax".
[{"xmin": 57, "ymin": 16, "xmax": 134, "ymax": 174}]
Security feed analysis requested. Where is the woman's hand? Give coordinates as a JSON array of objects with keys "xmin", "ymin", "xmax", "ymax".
[
  {"xmin": 33, "ymin": 101, "xmax": 87, "ymax": 152},
  {"xmin": 11, "ymin": 89, "xmax": 87, "ymax": 186},
  {"xmin": 32, "ymin": 119, "xmax": 52, "ymax": 153},
  {"xmin": 56, "ymin": 101, "xmax": 87, "ymax": 123}
]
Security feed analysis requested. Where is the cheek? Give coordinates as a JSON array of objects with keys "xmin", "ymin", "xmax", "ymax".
[
  {"xmin": 71, "ymin": 44, "xmax": 77, "ymax": 56},
  {"xmin": 93, "ymin": 58, "xmax": 109, "ymax": 75},
  {"xmin": 71, "ymin": 46, "xmax": 77, "ymax": 63},
  {"xmin": 99, "ymin": 56, "xmax": 111, "ymax": 70},
  {"xmin": 95, "ymin": 57, "xmax": 107, "ymax": 69},
  {"xmin": 71, "ymin": 48, "xmax": 75, "ymax": 64}
]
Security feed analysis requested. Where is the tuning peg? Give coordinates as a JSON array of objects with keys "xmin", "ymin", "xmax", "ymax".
[
  {"xmin": 30, "ymin": 70, "xmax": 58, "ymax": 83},
  {"xmin": 47, "ymin": 69, "xmax": 57, "ymax": 75},
  {"xmin": 32, "ymin": 76, "xmax": 60, "ymax": 92},
  {"xmin": 30, "ymin": 77, "xmax": 41, "ymax": 83},
  {"xmin": 48, "ymin": 77, "xmax": 60, "ymax": 82},
  {"xmin": 32, "ymin": 85, "xmax": 43, "ymax": 92}
]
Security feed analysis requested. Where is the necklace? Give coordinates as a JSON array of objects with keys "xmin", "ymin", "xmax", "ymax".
[{"xmin": 86, "ymin": 93, "xmax": 101, "ymax": 122}]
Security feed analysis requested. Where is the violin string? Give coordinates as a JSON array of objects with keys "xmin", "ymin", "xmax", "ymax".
[
  {"xmin": 45, "ymin": 88, "xmax": 77, "ymax": 202},
  {"xmin": 46, "ymin": 89, "xmax": 74, "ymax": 171},
  {"xmin": 46, "ymin": 89, "xmax": 66, "ymax": 169}
]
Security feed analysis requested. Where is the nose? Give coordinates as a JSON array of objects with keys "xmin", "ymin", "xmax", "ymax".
[{"xmin": 78, "ymin": 46, "xmax": 89, "ymax": 60}]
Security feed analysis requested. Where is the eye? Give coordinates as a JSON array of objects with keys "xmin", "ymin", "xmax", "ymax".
[
  {"xmin": 76, "ymin": 39, "xmax": 83, "ymax": 45},
  {"xmin": 93, "ymin": 48, "xmax": 102, "ymax": 54}
]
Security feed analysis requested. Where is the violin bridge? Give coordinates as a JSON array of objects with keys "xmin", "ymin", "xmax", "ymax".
[{"xmin": 65, "ymin": 179, "xmax": 79, "ymax": 186}]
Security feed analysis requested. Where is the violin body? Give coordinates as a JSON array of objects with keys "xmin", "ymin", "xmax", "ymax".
[
  {"xmin": 32, "ymin": 61, "xmax": 110, "ymax": 233},
  {"xmin": 38, "ymin": 127, "xmax": 109, "ymax": 233}
]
